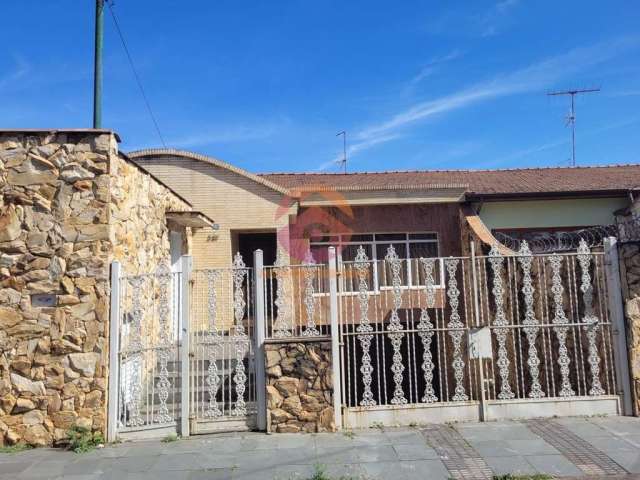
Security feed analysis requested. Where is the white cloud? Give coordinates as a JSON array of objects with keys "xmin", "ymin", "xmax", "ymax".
[
  {"xmin": 331, "ymin": 37, "xmax": 638, "ymax": 169},
  {"xmin": 0, "ymin": 55, "xmax": 30, "ymax": 91},
  {"xmin": 168, "ymin": 123, "xmax": 280, "ymax": 149},
  {"xmin": 405, "ymin": 50, "xmax": 463, "ymax": 90},
  {"xmin": 426, "ymin": 1, "xmax": 520, "ymax": 38},
  {"xmin": 608, "ymin": 89, "xmax": 640, "ymax": 98},
  {"xmin": 358, "ymin": 37, "xmax": 638, "ymax": 142},
  {"xmin": 313, "ymin": 133, "xmax": 401, "ymax": 172},
  {"xmin": 481, "ymin": 0, "xmax": 521, "ymax": 37}
]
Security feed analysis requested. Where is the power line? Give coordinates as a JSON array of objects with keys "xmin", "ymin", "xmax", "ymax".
[{"xmin": 106, "ymin": 1, "xmax": 167, "ymax": 147}]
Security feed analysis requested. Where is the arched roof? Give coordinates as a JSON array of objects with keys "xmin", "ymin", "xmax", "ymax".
[{"xmin": 127, "ymin": 148, "xmax": 291, "ymax": 196}]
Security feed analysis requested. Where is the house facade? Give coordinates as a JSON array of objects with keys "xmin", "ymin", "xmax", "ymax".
[
  {"xmin": 127, "ymin": 149, "xmax": 639, "ymax": 433},
  {"xmin": 2, "ymin": 135, "xmax": 639, "ymax": 446},
  {"xmin": 130, "ymin": 149, "xmax": 638, "ymax": 267}
]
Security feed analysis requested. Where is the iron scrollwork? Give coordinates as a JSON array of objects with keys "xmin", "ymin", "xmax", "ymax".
[
  {"xmin": 518, "ymin": 241, "xmax": 545, "ymax": 399},
  {"xmin": 355, "ymin": 246, "xmax": 376, "ymax": 406},
  {"xmin": 386, "ymin": 245, "xmax": 407, "ymax": 405},
  {"xmin": 488, "ymin": 245, "xmax": 514, "ymax": 400},
  {"xmin": 446, "ymin": 258, "xmax": 468, "ymax": 402},
  {"xmin": 577, "ymin": 240, "xmax": 605, "ymax": 396},
  {"xmin": 417, "ymin": 257, "xmax": 438, "ymax": 403}
]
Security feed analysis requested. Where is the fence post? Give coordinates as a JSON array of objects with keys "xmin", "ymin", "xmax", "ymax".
[
  {"xmin": 328, "ymin": 247, "xmax": 342, "ymax": 431},
  {"xmin": 107, "ymin": 261, "xmax": 121, "ymax": 442},
  {"xmin": 254, "ymin": 249, "xmax": 267, "ymax": 431},
  {"xmin": 604, "ymin": 237, "xmax": 633, "ymax": 415},
  {"xmin": 180, "ymin": 255, "xmax": 192, "ymax": 436},
  {"xmin": 470, "ymin": 242, "xmax": 488, "ymax": 422}
]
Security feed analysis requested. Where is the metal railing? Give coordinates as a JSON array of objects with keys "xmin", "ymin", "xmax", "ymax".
[{"xmin": 263, "ymin": 252, "xmax": 331, "ymax": 339}]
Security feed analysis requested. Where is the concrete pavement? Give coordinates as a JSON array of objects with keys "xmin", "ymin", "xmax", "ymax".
[{"xmin": 2, "ymin": 416, "xmax": 640, "ymax": 479}]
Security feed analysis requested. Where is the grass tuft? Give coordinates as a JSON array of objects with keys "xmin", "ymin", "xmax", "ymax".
[
  {"xmin": 301, "ymin": 463, "xmax": 362, "ymax": 480},
  {"xmin": 0, "ymin": 443, "xmax": 32, "ymax": 454},
  {"xmin": 370, "ymin": 422, "xmax": 384, "ymax": 431},
  {"xmin": 66, "ymin": 426, "xmax": 105, "ymax": 454},
  {"xmin": 162, "ymin": 433, "xmax": 180, "ymax": 443}
]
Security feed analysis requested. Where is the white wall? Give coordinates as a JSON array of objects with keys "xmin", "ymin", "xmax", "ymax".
[{"xmin": 479, "ymin": 197, "xmax": 628, "ymax": 230}]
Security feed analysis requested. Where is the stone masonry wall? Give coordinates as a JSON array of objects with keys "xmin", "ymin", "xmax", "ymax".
[
  {"xmin": 265, "ymin": 341, "xmax": 335, "ymax": 433},
  {"xmin": 110, "ymin": 154, "xmax": 190, "ymax": 274},
  {"xmin": 617, "ymin": 199, "xmax": 640, "ymax": 415},
  {"xmin": 0, "ymin": 131, "xmax": 192, "ymax": 447},
  {"xmin": 0, "ymin": 132, "xmax": 115, "ymax": 447}
]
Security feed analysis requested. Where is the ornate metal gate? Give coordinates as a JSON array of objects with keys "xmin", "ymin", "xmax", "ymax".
[
  {"xmin": 108, "ymin": 254, "xmax": 257, "ymax": 441},
  {"xmin": 189, "ymin": 254, "xmax": 256, "ymax": 434},
  {"xmin": 337, "ymin": 240, "xmax": 631, "ymax": 428}
]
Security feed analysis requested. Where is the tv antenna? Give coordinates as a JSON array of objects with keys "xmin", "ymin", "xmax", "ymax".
[
  {"xmin": 336, "ymin": 131, "xmax": 347, "ymax": 173},
  {"xmin": 547, "ymin": 88, "xmax": 600, "ymax": 166}
]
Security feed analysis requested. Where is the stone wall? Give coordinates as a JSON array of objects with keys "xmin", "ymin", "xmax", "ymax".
[
  {"xmin": 265, "ymin": 341, "xmax": 335, "ymax": 433},
  {"xmin": 110, "ymin": 154, "xmax": 190, "ymax": 274},
  {"xmin": 0, "ymin": 131, "xmax": 192, "ymax": 447},
  {"xmin": 617, "ymin": 199, "xmax": 640, "ymax": 415}
]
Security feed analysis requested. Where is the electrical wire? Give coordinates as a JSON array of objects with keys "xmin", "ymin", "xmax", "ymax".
[{"xmin": 106, "ymin": 0, "xmax": 167, "ymax": 147}]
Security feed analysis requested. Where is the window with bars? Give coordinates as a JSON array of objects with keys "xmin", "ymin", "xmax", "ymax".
[{"xmin": 309, "ymin": 232, "xmax": 441, "ymax": 292}]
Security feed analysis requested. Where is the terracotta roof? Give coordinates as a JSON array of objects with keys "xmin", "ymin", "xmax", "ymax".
[{"xmin": 259, "ymin": 164, "xmax": 640, "ymax": 197}]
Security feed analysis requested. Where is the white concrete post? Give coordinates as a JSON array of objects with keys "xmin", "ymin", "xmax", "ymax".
[
  {"xmin": 604, "ymin": 237, "xmax": 633, "ymax": 415},
  {"xmin": 180, "ymin": 255, "xmax": 193, "ymax": 436},
  {"xmin": 328, "ymin": 247, "xmax": 342, "ymax": 431},
  {"xmin": 254, "ymin": 249, "xmax": 267, "ymax": 431},
  {"xmin": 107, "ymin": 261, "xmax": 121, "ymax": 442}
]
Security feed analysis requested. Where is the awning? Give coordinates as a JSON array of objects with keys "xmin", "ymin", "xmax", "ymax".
[
  {"xmin": 461, "ymin": 204, "xmax": 514, "ymax": 255},
  {"xmin": 166, "ymin": 211, "xmax": 215, "ymax": 229}
]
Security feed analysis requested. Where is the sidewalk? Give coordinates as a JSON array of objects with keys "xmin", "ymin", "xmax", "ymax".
[{"xmin": 2, "ymin": 416, "xmax": 640, "ymax": 480}]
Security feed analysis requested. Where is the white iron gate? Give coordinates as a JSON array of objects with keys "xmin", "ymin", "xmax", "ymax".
[
  {"xmin": 108, "ymin": 254, "xmax": 257, "ymax": 441},
  {"xmin": 189, "ymin": 254, "xmax": 257, "ymax": 434},
  {"xmin": 107, "ymin": 264, "xmax": 183, "ymax": 440},
  {"xmin": 336, "ymin": 239, "xmax": 632, "ymax": 428}
]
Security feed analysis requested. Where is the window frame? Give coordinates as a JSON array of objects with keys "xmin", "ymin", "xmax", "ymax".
[{"xmin": 309, "ymin": 231, "xmax": 443, "ymax": 295}]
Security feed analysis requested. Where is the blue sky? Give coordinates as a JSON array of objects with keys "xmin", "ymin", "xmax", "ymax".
[{"xmin": 1, "ymin": 1, "xmax": 639, "ymax": 173}]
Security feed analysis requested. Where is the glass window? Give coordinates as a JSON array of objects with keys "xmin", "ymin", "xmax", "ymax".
[
  {"xmin": 309, "ymin": 231, "xmax": 440, "ymax": 292},
  {"xmin": 375, "ymin": 233, "xmax": 406, "ymax": 241}
]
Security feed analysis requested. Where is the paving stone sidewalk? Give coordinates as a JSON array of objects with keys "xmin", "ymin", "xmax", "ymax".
[{"xmin": 3, "ymin": 416, "xmax": 640, "ymax": 480}]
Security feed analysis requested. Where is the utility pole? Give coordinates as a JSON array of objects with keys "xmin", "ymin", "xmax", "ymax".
[
  {"xmin": 93, "ymin": 0, "xmax": 105, "ymax": 129},
  {"xmin": 336, "ymin": 131, "xmax": 347, "ymax": 173},
  {"xmin": 547, "ymin": 88, "xmax": 600, "ymax": 166}
]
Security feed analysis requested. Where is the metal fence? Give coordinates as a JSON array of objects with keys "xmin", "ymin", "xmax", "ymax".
[
  {"xmin": 335, "ymin": 240, "xmax": 626, "ymax": 422},
  {"xmin": 110, "ymin": 266, "xmax": 182, "ymax": 437},
  {"xmin": 263, "ymin": 251, "xmax": 331, "ymax": 339},
  {"xmin": 189, "ymin": 254, "xmax": 257, "ymax": 433},
  {"xmin": 108, "ymin": 237, "xmax": 632, "ymax": 438},
  {"xmin": 254, "ymin": 239, "xmax": 630, "ymax": 426}
]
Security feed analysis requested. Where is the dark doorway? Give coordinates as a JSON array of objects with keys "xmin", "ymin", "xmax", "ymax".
[
  {"xmin": 237, "ymin": 232, "xmax": 278, "ymax": 321},
  {"xmin": 237, "ymin": 231, "xmax": 277, "ymax": 268}
]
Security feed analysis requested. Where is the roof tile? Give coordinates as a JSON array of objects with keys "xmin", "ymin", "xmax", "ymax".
[{"xmin": 259, "ymin": 164, "xmax": 640, "ymax": 196}]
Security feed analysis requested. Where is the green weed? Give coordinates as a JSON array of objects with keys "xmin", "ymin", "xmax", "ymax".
[
  {"xmin": 66, "ymin": 426, "xmax": 105, "ymax": 453},
  {"xmin": 0, "ymin": 443, "xmax": 32, "ymax": 454},
  {"xmin": 162, "ymin": 433, "xmax": 180, "ymax": 443}
]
